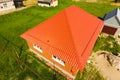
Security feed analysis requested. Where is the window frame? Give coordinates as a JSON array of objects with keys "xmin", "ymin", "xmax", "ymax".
[
  {"xmin": 52, "ymin": 55, "xmax": 65, "ymax": 66},
  {"xmin": 33, "ymin": 44, "xmax": 43, "ymax": 53}
]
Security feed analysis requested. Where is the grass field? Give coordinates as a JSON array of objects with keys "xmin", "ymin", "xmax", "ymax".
[{"xmin": 0, "ymin": 0, "xmax": 119, "ymax": 80}]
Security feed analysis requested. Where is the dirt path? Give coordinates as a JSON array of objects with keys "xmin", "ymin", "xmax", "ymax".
[{"xmin": 92, "ymin": 52, "xmax": 120, "ymax": 80}]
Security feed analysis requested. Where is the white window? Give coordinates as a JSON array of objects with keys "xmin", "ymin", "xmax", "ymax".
[
  {"xmin": 3, "ymin": 3, "xmax": 7, "ymax": 8},
  {"xmin": 33, "ymin": 44, "xmax": 43, "ymax": 53},
  {"xmin": 52, "ymin": 55, "xmax": 65, "ymax": 66}
]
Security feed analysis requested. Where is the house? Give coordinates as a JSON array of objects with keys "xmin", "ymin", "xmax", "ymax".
[
  {"xmin": 102, "ymin": 8, "xmax": 120, "ymax": 36},
  {"xmin": 21, "ymin": 5, "xmax": 104, "ymax": 79},
  {"xmin": 38, "ymin": 0, "xmax": 58, "ymax": 7},
  {"xmin": 0, "ymin": 0, "xmax": 15, "ymax": 12}
]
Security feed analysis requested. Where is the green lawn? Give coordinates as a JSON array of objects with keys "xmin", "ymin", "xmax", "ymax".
[{"xmin": 0, "ymin": 0, "xmax": 119, "ymax": 80}]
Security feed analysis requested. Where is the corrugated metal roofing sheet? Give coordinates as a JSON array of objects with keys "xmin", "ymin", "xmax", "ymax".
[
  {"xmin": 21, "ymin": 5, "xmax": 104, "ymax": 71},
  {"xmin": 104, "ymin": 8, "xmax": 120, "ymax": 28}
]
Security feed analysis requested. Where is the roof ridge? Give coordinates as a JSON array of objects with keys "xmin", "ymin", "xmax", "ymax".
[
  {"xmin": 64, "ymin": 6, "xmax": 82, "ymax": 69},
  {"xmin": 81, "ymin": 21, "xmax": 101, "ymax": 56},
  {"xmin": 115, "ymin": 16, "xmax": 120, "ymax": 27}
]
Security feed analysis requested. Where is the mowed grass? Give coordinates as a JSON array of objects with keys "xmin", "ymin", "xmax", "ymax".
[{"xmin": 0, "ymin": 0, "xmax": 119, "ymax": 80}]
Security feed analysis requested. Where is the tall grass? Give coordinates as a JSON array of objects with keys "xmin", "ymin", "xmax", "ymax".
[{"xmin": 75, "ymin": 63, "xmax": 104, "ymax": 80}]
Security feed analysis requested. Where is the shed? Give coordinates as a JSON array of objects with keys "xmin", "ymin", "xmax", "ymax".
[
  {"xmin": 38, "ymin": 0, "xmax": 58, "ymax": 7},
  {"xmin": 21, "ymin": 5, "xmax": 104, "ymax": 79},
  {"xmin": 102, "ymin": 8, "xmax": 120, "ymax": 36}
]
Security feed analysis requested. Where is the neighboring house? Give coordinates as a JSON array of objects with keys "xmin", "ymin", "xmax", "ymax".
[
  {"xmin": 38, "ymin": 0, "xmax": 58, "ymax": 7},
  {"xmin": 0, "ymin": 0, "xmax": 15, "ymax": 12},
  {"xmin": 102, "ymin": 8, "xmax": 120, "ymax": 36},
  {"xmin": 21, "ymin": 5, "xmax": 103, "ymax": 79}
]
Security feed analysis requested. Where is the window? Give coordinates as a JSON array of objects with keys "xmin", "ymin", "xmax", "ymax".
[
  {"xmin": 33, "ymin": 44, "xmax": 43, "ymax": 53},
  {"xmin": 3, "ymin": 3, "xmax": 7, "ymax": 8},
  {"xmin": 52, "ymin": 55, "xmax": 65, "ymax": 66}
]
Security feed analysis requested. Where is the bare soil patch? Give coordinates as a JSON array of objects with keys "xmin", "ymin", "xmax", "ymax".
[{"xmin": 92, "ymin": 51, "xmax": 120, "ymax": 80}]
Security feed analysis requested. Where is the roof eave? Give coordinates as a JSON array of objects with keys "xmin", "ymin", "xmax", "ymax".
[{"xmin": 104, "ymin": 22, "xmax": 120, "ymax": 28}]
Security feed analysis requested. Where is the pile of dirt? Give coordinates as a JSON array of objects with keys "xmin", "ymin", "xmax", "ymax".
[
  {"xmin": 92, "ymin": 51, "xmax": 120, "ymax": 80},
  {"xmin": 102, "ymin": 52, "xmax": 120, "ymax": 70}
]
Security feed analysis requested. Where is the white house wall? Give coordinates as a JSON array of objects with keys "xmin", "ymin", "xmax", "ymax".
[
  {"xmin": 30, "ymin": 48, "xmax": 75, "ymax": 79},
  {"xmin": 38, "ymin": 3, "xmax": 50, "ymax": 7},
  {"xmin": 51, "ymin": 0, "xmax": 58, "ymax": 7},
  {"xmin": 38, "ymin": 0, "xmax": 58, "ymax": 7},
  {"xmin": 0, "ymin": 1, "xmax": 15, "ymax": 12},
  {"xmin": 115, "ymin": 28, "xmax": 120, "ymax": 36},
  {"xmin": 117, "ymin": 9, "xmax": 120, "ymax": 22}
]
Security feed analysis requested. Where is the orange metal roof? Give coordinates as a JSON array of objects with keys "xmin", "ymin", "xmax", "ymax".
[{"xmin": 21, "ymin": 5, "xmax": 104, "ymax": 71}]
